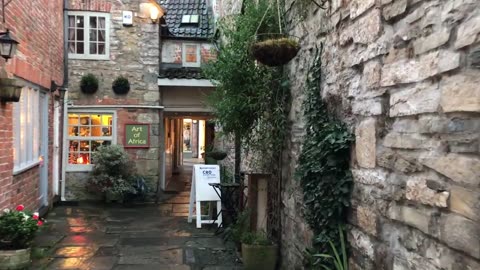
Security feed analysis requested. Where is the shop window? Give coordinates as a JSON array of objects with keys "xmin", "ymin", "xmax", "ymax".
[
  {"xmin": 13, "ymin": 87, "xmax": 40, "ymax": 173},
  {"xmin": 67, "ymin": 112, "xmax": 115, "ymax": 171},
  {"xmin": 68, "ymin": 11, "xmax": 110, "ymax": 60},
  {"xmin": 182, "ymin": 43, "xmax": 200, "ymax": 67}
]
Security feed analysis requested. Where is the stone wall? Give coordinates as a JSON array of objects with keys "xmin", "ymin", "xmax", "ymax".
[
  {"xmin": 282, "ymin": 0, "xmax": 480, "ymax": 269},
  {"xmin": 66, "ymin": 0, "xmax": 161, "ymax": 199}
]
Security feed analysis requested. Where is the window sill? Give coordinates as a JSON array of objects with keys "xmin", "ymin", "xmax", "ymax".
[
  {"xmin": 66, "ymin": 165, "xmax": 93, "ymax": 172},
  {"xmin": 68, "ymin": 54, "xmax": 110, "ymax": 61},
  {"xmin": 13, "ymin": 161, "xmax": 40, "ymax": 176}
]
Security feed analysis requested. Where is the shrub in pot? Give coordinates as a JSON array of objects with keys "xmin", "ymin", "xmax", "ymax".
[
  {"xmin": 80, "ymin": 73, "xmax": 99, "ymax": 94},
  {"xmin": 112, "ymin": 76, "xmax": 130, "ymax": 95},
  {"xmin": 88, "ymin": 145, "xmax": 137, "ymax": 202},
  {"xmin": 241, "ymin": 232, "xmax": 277, "ymax": 270},
  {"xmin": 0, "ymin": 205, "xmax": 45, "ymax": 270}
]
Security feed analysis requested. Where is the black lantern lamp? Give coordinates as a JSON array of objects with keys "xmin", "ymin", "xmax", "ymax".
[
  {"xmin": 0, "ymin": 29, "xmax": 18, "ymax": 61},
  {"xmin": 51, "ymin": 80, "xmax": 68, "ymax": 100},
  {"xmin": 0, "ymin": 0, "xmax": 20, "ymax": 61}
]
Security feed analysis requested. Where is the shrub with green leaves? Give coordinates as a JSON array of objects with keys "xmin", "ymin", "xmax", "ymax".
[
  {"xmin": 112, "ymin": 75, "xmax": 130, "ymax": 95},
  {"xmin": 80, "ymin": 73, "xmax": 99, "ymax": 94},
  {"xmin": 89, "ymin": 145, "xmax": 137, "ymax": 196}
]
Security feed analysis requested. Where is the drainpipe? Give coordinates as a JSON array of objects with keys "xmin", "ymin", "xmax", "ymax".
[{"xmin": 60, "ymin": 0, "xmax": 69, "ymax": 201}]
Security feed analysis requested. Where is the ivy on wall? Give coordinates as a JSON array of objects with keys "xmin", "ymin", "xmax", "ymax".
[{"xmin": 295, "ymin": 46, "xmax": 354, "ymax": 267}]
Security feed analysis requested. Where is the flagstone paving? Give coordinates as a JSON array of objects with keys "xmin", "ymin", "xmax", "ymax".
[{"xmin": 31, "ymin": 203, "xmax": 242, "ymax": 270}]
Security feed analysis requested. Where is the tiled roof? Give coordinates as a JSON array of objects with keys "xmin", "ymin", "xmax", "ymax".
[
  {"xmin": 158, "ymin": 0, "xmax": 214, "ymax": 39},
  {"xmin": 158, "ymin": 67, "xmax": 206, "ymax": 79}
]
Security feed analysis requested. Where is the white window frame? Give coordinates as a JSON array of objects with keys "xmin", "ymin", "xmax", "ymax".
[
  {"xmin": 182, "ymin": 43, "xmax": 201, "ymax": 67},
  {"xmin": 13, "ymin": 87, "xmax": 41, "ymax": 174},
  {"xmin": 66, "ymin": 110, "xmax": 117, "ymax": 172},
  {"xmin": 67, "ymin": 11, "xmax": 111, "ymax": 60}
]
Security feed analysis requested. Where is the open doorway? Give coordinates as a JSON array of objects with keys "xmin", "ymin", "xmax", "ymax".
[{"xmin": 164, "ymin": 116, "xmax": 214, "ymax": 192}]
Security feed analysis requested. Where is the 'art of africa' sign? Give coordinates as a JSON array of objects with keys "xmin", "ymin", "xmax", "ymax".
[{"xmin": 124, "ymin": 124, "xmax": 150, "ymax": 148}]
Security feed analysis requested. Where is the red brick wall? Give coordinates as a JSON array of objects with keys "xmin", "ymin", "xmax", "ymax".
[{"xmin": 0, "ymin": 0, "xmax": 64, "ymax": 211}]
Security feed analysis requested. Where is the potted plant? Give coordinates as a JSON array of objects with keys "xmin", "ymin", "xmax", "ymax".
[
  {"xmin": 112, "ymin": 76, "xmax": 130, "ymax": 95},
  {"xmin": 80, "ymin": 73, "xmax": 99, "ymax": 94},
  {"xmin": 241, "ymin": 231, "xmax": 278, "ymax": 270},
  {"xmin": 251, "ymin": 33, "xmax": 300, "ymax": 66},
  {"xmin": 205, "ymin": 149, "xmax": 227, "ymax": 164},
  {"xmin": 0, "ymin": 205, "xmax": 44, "ymax": 270},
  {"xmin": 88, "ymin": 145, "xmax": 137, "ymax": 203},
  {"xmin": 0, "ymin": 77, "xmax": 22, "ymax": 102}
]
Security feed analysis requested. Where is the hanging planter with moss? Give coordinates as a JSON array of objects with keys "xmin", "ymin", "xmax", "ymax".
[
  {"xmin": 251, "ymin": 33, "xmax": 300, "ymax": 66},
  {"xmin": 80, "ymin": 73, "xmax": 99, "ymax": 94},
  {"xmin": 112, "ymin": 76, "xmax": 130, "ymax": 95},
  {"xmin": 0, "ymin": 78, "xmax": 22, "ymax": 102}
]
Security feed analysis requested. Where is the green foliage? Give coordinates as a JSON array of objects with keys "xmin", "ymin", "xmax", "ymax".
[
  {"xmin": 295, "ymin": 47, "xmax": 353, "ymax": 268},
  {"xmin": 223, "ymin": 210, "xmax": 250, "ymax": 244},
  {"xmin": 203, "ymin": 0, "xmax": 290, "ymax": 171},
  {"xmin": 311, "ymin": 226, "xmax": 348, "ymax": 270},
  {"xmin": 89, "ymin": 145, "xmax": 137, "ymax": 196},
  {"xmin": 80, "ymin": 73, "xmax": 99, "ymax": 94},
  {"xmin": 0, "ymin": 208, "xmax": 42, "ymax": 249},
  {"xmin": 112, "ymin": 75, "xmax": 130, "ymax": 95},
  {"xmin": 241, "ymin": 231, "xmax": 272, "ymax": 246}
]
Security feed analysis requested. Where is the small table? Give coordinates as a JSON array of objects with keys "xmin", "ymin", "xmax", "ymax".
[{"xmin": 209, "ymin": 183, "xmax": 242, "ymax": 232}]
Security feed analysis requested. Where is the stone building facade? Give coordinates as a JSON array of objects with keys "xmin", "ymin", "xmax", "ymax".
[
  {"xmin": 64, "ymin": 0, "xmax": 161, "ymax": 199},
  {"xmin": 281, "ymin": 0, "xmax": 480, "ymax": 269},
  {"xmin": 0, "ymin": 0, "xmax": 64, "ymax": 212}
]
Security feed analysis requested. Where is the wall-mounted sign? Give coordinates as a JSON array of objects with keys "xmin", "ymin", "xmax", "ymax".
[
  {"xmin": 124, "ymin": 124, "xmax": 149, "ymax": 148},
  {"xmin": 122, "ymin": 11, "xmax": 133, "ymax": 26}
]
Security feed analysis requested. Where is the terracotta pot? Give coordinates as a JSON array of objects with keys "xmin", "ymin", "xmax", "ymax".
[
  {"xmin": 0, "ymin": 248, "xmax": 31, "ymax": 270},
  {"xmin": 241, "ymin": 243, "xmax": 277, "ymax": 270},
  {"xmin": 0, "ymin": 78, "xmax": 22, "ymax": 102}
]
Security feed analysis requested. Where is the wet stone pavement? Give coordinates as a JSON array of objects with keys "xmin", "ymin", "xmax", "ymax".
[{"xmin": 31, "ymin": 203, "xmax": 242, "ymax": 270}]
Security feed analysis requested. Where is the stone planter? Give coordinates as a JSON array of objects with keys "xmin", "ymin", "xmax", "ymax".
[
  {"xmin": 0, "ymin": 248, "xmax": 31, "ymax": 270},
  {"xmin": 0, "ymin": 78, "xmax": 22, "ymax": 102},
  {"xmin": 241, "ymin": 243, "xmax": 277, "ymax": 270}
]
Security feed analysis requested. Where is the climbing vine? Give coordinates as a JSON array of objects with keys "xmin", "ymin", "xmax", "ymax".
[{"xmin": 295, "ymin": 46, "xmax": 354, "ymax": 267}]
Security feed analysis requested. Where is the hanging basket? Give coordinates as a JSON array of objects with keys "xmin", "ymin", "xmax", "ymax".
[
  {"xmin": 112, "ymin": 76, "xmax": 130, "ymax": 95},
  {"xmin": 0, "ymin": 78, "xmax": 22, "ymax": 102},
  {"xmin": 251, "ymin": 34, "xmax": 300, "ymax": 66}
]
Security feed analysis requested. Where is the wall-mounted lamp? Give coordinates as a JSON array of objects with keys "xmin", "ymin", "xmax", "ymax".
[
  {"xmin": 0, "ymin": 29, "xmax": 18, "ymax": 61},
  {"xmin": 1, "ymin": 0, "xmax": 20, "ymax": 61},
  {"xmin": 149, "ymin": 6, "xmax": 163, "ymax": 24},
  {"xmin": 51, "ymin": 80, "xmax": 68, "ymax": 100}
]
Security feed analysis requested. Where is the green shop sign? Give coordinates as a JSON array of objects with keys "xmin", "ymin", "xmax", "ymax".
[{"xmin": 124, "ymin": 124, "xmax": 150, "ymax": 148}]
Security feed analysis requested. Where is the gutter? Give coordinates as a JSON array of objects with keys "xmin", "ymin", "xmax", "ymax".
[{"xmin": 60, "ymin": 0, "xmax": 69, "ymax": 201}]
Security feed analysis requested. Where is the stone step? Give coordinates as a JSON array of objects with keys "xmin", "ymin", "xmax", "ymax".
[
  {"xmin": 165, "ymin": 196, "xmax": 190, "ymax": 204},
  {"xmin": 172, "ymin": 204, "xmax": 190, "ymax": 213}
]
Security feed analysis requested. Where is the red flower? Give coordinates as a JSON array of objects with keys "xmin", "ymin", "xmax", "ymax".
[
  {"xmin": 37, "ymin": 220, "xmax": 43, "ymax": 226},
  {"xmin": 15, "ymin": 205, "xmax": 24, "ymax": 211},
  {"xmin": 33, "ymin": 212, "xmax": 39, "ymax": 220}
]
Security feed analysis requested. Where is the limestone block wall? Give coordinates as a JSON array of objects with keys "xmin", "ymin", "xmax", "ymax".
[
  {"xmin": 65, "ymin": 0, "xmax": 161, "ymax": 199},
  {"xmin": 283, "ymin": 0, "xmax": 480, "ymax": 269}
]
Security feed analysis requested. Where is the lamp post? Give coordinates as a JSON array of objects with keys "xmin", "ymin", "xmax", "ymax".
[{"xmin": 0, "ymin": 0, "xmax": 20, "ymax": 61}]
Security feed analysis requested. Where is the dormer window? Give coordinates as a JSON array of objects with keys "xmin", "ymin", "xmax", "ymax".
[{"xmin": 181, "ymin": 14, "xmax": 199, "ymax": 25}]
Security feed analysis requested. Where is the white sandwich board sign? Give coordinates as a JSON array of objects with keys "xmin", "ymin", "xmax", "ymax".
[{"xmin": 188, "ymin": 164, "xmax": 222, "ymax": 228}]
